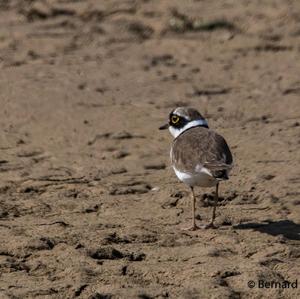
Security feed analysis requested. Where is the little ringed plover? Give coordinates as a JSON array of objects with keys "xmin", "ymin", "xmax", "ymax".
[{"xmin": 159, "ymin": 107, "xmax": 233, "ymax": 230}]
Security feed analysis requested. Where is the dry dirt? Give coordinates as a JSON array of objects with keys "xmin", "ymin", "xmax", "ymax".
[{"xmin": 0, "ymin": 1, "xmax": 300, "ymax": 298}]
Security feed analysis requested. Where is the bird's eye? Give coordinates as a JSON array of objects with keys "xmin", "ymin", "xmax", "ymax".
[{"xmin": 171, "ymin": 115, "xmax": 180, "ymax": 124}]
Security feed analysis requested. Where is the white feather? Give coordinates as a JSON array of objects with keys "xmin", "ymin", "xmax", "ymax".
[
  {"xmin": 169, "ymin": 119, "xmax": 208, "ymax": 138},
  {"xmin": 173, "ymin": 166, "xmax": 217, "ymax": 187}
]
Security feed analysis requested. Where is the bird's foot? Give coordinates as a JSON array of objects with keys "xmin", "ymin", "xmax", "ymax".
[
  {"xmin": 181, "ymin": 224, "xmax": 201, "ymax": 231},
  {"xmin": 203, "ymin": 222, "xmax": 218, "ymax": 229}
]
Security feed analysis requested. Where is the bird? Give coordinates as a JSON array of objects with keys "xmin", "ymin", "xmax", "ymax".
[{"xmin": 159, "ymin": 107, "xmax": 233, "ymax": 230}]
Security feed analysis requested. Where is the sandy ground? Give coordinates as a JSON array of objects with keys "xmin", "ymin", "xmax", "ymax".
[{"xmin": 0, "ymin": 1, "xmax": 300, "ymax": 298}]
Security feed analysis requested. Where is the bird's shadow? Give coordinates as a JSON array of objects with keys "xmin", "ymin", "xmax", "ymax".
[{"xmin": 233, "ymin": 220, "xmax": 300, "ymax": 241}]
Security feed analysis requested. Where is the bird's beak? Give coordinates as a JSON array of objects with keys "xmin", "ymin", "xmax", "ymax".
[{"xmin": 159, "ymin": 123, "xmax": 169, "ymax": 130}]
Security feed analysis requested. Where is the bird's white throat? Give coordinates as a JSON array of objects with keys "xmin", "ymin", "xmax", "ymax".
[{"xmin": 169, "ymin": 119, "xmax": 208, "ymax": 138}]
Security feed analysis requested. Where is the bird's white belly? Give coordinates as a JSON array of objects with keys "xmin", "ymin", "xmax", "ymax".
[{"xmin": 173, "ymin": 166, "xmax": 217, "ymax": 187}]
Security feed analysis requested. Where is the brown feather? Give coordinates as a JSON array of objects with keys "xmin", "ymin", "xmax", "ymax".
[{"xmin": 171, "ymin": 126, "xmax": 233, "ymax": 179}]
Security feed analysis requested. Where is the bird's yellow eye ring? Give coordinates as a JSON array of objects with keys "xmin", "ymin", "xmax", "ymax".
[{"xmin": 171, "ymin": 115, "xmax": 180, "ymax": 124}]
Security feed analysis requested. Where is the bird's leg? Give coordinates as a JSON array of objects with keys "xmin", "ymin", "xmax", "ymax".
[
  {"xmin": 205, "ymin": 183, "xmax": 219, "ymax": 229},
  {"xmin": 191, "ymin": 186, "xmax": 196, "ymax": 229},
  {"xmin": 182, "ymin": 186, "xmax": 200, "ymax": 231}
]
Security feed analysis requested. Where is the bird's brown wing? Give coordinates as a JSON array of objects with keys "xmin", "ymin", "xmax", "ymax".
[{"xmin": 171, "ymin": 127, "xmax": 233, "ymax": 179}]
